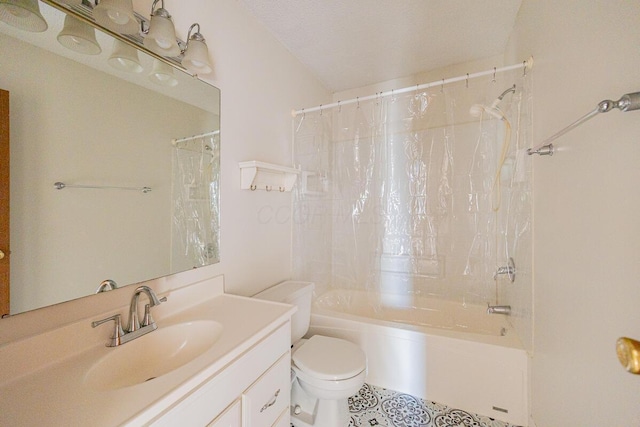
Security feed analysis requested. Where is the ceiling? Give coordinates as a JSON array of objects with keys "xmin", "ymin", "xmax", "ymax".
[{"xmin": 241, "ymin": 0, "xmax": 523, "ymax": 93}]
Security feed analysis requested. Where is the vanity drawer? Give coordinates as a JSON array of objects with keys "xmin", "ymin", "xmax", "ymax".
[{"xmin": 242, "ymin": 353, "xmax": 290, "ymax": 427}]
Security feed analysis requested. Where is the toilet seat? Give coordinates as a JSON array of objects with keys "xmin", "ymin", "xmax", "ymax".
[{"xmin": 292, "ymin": 335, "xmax": 366, "ymax": 381}]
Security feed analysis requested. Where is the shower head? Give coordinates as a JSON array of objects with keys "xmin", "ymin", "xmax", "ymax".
[{"xmin": 470, "ymin": 84, "xmax": 516, "ymax": 120}]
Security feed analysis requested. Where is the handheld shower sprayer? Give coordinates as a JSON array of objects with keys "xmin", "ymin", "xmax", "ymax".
[
  {"xmin": 469, "ymin": 84, "xmax": 517, "ymax": 212},
  {"xmin": 469, "ymin": 84, "xmax": 516, "ymax": 120}
]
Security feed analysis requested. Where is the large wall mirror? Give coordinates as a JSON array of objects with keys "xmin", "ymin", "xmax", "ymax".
[{"xmin": 0, "ymin": 0, "xmax": 221, "ymax": 316}]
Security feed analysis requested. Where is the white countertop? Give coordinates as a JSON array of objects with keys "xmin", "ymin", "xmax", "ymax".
[{"xmin": 0, "ymin": 278, "xmax": 295, "ymax": 426}]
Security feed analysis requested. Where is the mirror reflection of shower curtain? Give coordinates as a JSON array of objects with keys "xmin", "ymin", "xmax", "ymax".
[
  {"xmin": 293, "ymin": 70, "xmax": 532, "ymax": 309},
  {"xmin": 171, "ymin": 134, "xmax": 220, "ymax": 271}
]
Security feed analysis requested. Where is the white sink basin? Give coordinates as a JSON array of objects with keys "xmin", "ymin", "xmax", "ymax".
[{"xmin": 84, "ymin": 320, "xmax": 223, "ymax": 390}]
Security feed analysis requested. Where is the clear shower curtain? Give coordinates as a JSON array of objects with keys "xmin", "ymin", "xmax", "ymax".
[
  {"xmin": 293, "ymin": 70, "xmax": 532, "ymax": 309},
  {"xmin": 171, "ymin": 134, "xmax": 220, "ymax": 272}
]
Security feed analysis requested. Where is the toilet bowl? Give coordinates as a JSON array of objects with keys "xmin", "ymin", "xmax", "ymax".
[
  {"xmin": 293, "ymin": 335, "xmax": 366, "ymax": 398},
  {"xmin": 253, "ymin": 281, "xmax": 367, "ymax": 427}
]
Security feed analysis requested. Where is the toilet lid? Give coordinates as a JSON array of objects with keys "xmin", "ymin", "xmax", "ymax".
[{"xmin": 292, "ymin": 335, "xmax": 366, "ymax": 381}]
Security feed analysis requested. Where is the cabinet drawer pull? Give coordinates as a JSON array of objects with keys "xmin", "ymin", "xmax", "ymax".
[{"xmin": 260, "ymin": 389, "xmax": 280, "ymax": 413}]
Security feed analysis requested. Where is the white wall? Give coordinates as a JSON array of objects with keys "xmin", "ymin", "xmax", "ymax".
[
  {"xmin": 506, "ymin": 1, "xmax": 640, "ymax": 425},
  {"xmin": 132, "ymin": 0, "xmax": 331, "ymax": 297}
]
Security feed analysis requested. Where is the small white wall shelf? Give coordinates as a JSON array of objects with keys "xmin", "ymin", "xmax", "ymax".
[{"xmin": 239, "ymin": 161, "xmax": 300, "ymax": 192}]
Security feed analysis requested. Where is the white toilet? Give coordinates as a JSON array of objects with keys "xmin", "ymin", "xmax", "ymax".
[{"xmin": 254, "ymin": 281, "xmax": 367, "ymax": 427}]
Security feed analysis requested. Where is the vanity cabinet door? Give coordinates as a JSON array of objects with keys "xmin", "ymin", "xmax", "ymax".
[
  {"xmin": 207, "ymin": 400, "xmax": 241, "ymax": 427},
  {"xmin": 272, "ymin": 409, "xmax": 290, "ymax": 427},
  {"xmin": 242, "ymin": 353, "xmax": 290, "ymax": 427}
]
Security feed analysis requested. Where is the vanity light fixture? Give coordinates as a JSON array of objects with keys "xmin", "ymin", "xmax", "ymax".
[
  {"xmin": 57, "ymin": 14, "xmax": 102, "ymax": 55},
  {"xmin": 181, "ymin": 23, "xmax": 212, "ymax": 75},
  {"xmin": 148, "ymin": 59, "xmax": 178, "ymax": 87},
  {"xmin": 108, "ymin": 39, "xmax": 143, "ymax": 73},
  {"xmin": 143, "ymin": 0, "xmax": 180, "ymax": 57},
  {"xmin": 0, "ymin": 0, "xmax": 48, "ymax": 32},
  {"xmin": 93, "ymin": 0, "xmax": 138, "ymax": 35}
]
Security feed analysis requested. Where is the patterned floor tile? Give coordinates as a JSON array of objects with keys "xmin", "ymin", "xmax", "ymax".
[
  {"xmin": 291, "ymin": 383, "xmax": 522, "ymax": 427},
  {"xmin": 347, "ymin": 384, "xmax": 523, "ymax": 427}
]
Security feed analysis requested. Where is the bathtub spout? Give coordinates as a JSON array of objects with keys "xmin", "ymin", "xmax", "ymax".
[{"xmin": 487, "ymin": 305, "xmax": 511, "ymax": 315}]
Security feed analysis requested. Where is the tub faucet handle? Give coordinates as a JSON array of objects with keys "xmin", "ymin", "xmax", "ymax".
[{"xmin": 494, "ymin": 257, "xmax": 516, "ymax": 283}]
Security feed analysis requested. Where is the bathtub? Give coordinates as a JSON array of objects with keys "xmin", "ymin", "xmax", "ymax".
[{"xmin": 307, "ymin": 289, "xmax": 529, "ymax": 426}]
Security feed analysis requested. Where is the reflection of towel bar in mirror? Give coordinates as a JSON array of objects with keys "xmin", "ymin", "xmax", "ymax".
[{"xmin": 54, "ymin": 182, "xmax": 152, "ymax": 193}]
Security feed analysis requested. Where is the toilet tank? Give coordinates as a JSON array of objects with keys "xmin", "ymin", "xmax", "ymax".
[{"xmin": 253, "ymin": 281, "xmax": 314, "ymax": 343}]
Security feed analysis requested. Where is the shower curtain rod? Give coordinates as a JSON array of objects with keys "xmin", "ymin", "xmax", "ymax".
[
  {"xmin": 171, "ymin": 130, "xmax": 219, "ymax": 145},
  {"xmin": 293, "ymin": 56, "xmax": 533, "ymax": 117}
]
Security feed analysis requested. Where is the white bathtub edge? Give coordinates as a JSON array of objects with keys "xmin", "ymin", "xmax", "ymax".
[{"xmin": 309, "ymin": 311, "xmax": 529, "ymax": 426}]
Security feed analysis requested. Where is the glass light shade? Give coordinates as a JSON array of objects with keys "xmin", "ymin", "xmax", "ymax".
[
  {"xmin": 143, "ymin": 12, "xmax": 180, "ymax": 57},
  {"xmin": 57, "ymin": 15, "xmax": 101, "ymax": 55},
  {"xmin": 148, "ymin": 59, "xmax": 178, "ymax": 87},
  {"xmin": 182, "ymin": 38, "xmax": 212, "ymax": 75},
  {"xmin": 93, "ymin": 0, "xmax": 138, "ymax": 34},
  {"xmin": 108, "ymin": 39, "xmax": 143, "ymax": 73},
  {"xmin": 0, "ymin": 0, "xmax": 47, "ymax": 32}
]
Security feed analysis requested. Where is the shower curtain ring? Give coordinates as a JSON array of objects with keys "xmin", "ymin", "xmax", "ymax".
[
  {"xmin": 523, "ymin": 61, "xmax": 527, "ymax": 76},
  {"xmin": 338, "ymin": 100, "xmax": 341, "ymax": 112},
  {"xmin": 250, "ymin": 185, "xmax": 257, "ymax": 191},
  {"xmin": 279, "ymin": 186, "xmax": 285, "ymax": 192},
  {"xmin": 357, "ymin": 97, "xmax": 360, "ymax": 109},
  {"xmin": 493, "ymin": 67, "xmax": 497, "ymax": 82},
  {"xmin": 320, "ymin": 105, "xmax": 323, "ymax": 116},
  {"xmin": 266, "ymin": 185, "xmax": 272, "ymax": 192},
  {"xmin": 441, "ymin": 78, "xmax": 445, "ymax": 93},
  {"xmin": 466, "ymin": 73, "xmax": 469, "ymax": 88}
]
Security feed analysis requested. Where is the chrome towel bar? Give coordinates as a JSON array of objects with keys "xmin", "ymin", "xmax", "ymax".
[
  {"xmin": 54, "ymin": 182, "xmax": 152, "ymax": 193},
  {"xmin": 528, "ymin": 91, "xmax": 640, "ymax": 156}
]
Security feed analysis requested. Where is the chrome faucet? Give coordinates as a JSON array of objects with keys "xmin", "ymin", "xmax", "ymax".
[
  {"xmin": 95, "ymin": 279, "xmax": 118, "ymax": 293},
  {"xmin": 127, "ymin": 285, "xmax": 167, "ymax": 332},
  {"xmin": 91, "ymin": 285, "xmax": 167, "ymax": 347}
]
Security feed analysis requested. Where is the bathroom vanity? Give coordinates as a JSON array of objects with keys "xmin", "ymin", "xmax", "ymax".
[{"xmin": 0, "ymin": 275, "xmax": 295, "ymax": 426}]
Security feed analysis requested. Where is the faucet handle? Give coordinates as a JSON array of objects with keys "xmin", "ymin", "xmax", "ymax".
[
  {"xmin": 141, "ymin": 304, "xmax": 161, "ymax": 328},
  {"xmin": 494, "ymin": 257, "xmax": 516, "ymax": 283},
  {"xmin": 91, "ymin": 314, "xmax": 126, "ymax": 347}
]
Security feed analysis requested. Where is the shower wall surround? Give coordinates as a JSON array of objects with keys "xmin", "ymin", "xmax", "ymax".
[{"xmin": 293, "ymin": 70, "xmax": 533, "ymax": 349}]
